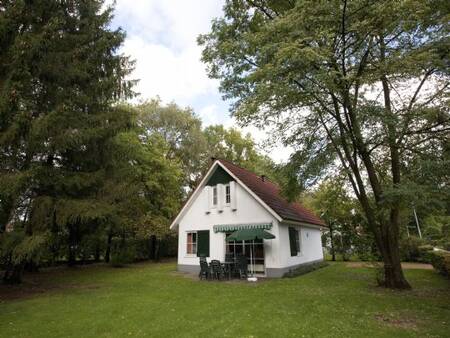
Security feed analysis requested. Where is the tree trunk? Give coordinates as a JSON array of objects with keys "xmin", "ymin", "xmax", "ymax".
[
  {"xmin": 3, "ymin": 260, "xmax": 24, "ymax": 284},
  {"xmin": 154, "ymin": 239, "xmax": 160, "ymax": 262},
  {"xmin": 329, "ymin": 224, "xmax": 336, "ymax": 261},
  {"xmin": 377, "ymin": 36, "xmax": 410, "ymax": 289},
  {"xmin": 94, "ymin": 244, "xmax": 100, "ymax": 262},
  {"xmin": 379, "ymin": 223, "xmax": 411, "ymax": 289},
  {"xmin": 68, "ymin": 225, "xmax": 77, "ymax": 267},
  {"xmin": 149, "ymin": 235, "xmax": 157, "ymax": 260},
  {"xmin": 104, "ymin": 231, "xmax": 112, "ymax": 263}
]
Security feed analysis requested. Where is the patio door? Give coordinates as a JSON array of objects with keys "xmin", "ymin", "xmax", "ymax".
[{"xmin": 225, "ymin": 234, "xmax": 265, "ymax": 274}]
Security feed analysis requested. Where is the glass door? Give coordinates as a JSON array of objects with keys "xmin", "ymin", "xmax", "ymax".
[{"xmin": 225, "ymin": 234, "xmax": 265, "ymax": 274}]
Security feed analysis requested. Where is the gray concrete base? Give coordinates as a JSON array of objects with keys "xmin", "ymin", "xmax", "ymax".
[
  {"xmin": 265, "ymin": 259, "xmax": 324, "ymax": 278},
  {"xmin": 178, "ymin": 259, "xmax": 324, "ymax": 278},
  {"xmin": 178, "ymin": 264, "xmax": 200, "ymax": 274}
]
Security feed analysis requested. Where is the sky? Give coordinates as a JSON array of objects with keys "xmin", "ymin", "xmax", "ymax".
[{"xmin": 108, "ymin": 0, "xmax": 293, "ymax": 163}]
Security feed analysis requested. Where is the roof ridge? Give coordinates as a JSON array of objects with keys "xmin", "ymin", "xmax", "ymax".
[
  {"xmin": 217, "ymin": 158, "xmax": 277, "ymax": 185},
  {"xmin": 218, "ymin": 159, "xmax": 325, "ymax": 227}
]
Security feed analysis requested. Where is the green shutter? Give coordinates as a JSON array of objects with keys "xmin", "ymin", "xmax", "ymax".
[
  {"xmin": 288, "ymin": 227, "xmax": 297, "ymax": 256},
  {"xmin": 197, "ymin": 230, "xmax": 210, "ymax": 257}
]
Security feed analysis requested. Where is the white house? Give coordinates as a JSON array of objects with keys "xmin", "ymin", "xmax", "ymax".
[{"xmin": 170, "ymin": 159, "xmax": 326, "ymax": 277}]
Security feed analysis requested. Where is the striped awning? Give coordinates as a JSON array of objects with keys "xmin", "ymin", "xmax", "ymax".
[{"xmin": 213, "ymin": 222, "xmax": 272, "ymax": 233}]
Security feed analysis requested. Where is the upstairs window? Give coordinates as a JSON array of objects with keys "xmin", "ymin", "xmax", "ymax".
[
  {"xmin": 212, "ymin": 186, "xmax": 218, "ymax": 206},
  {"xmin": 225, "ymin": 184, "xmax": 231, "ymax": 204}
]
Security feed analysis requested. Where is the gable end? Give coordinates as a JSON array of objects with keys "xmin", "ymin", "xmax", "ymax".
[{"xmin": 206, "ymin": 166, "xmax": 235, "ymax": 186}]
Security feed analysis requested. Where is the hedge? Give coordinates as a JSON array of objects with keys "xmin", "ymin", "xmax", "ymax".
[{"xmin": 429, "ymin": 250, "xmax": 450, "ymax": 278}]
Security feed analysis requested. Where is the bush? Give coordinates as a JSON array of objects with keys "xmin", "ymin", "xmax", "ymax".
[
  {"xmin": 110, "ymin": 247, "xmax": 136, "ymax": 267},
  {"xmin": 429, "ymin": 250, "xmax": 450, "ymax": 278},
  {"xmin": 110, "ymin": 239, "xmax": 136, "ymax": 267},
  {"xmin": 399, "ymin": 236, "xmax": 424, "ymax": 262},
  {"xmin": 354, "ymin": 234, "xmax": 380, "ymax": 262},
  {"xmin": 417, "ymin": 245, "xmax": 435, "ymax": 263}
]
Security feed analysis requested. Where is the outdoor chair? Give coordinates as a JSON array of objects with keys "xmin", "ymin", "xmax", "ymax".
[
  {"xmin": 210, "ymin": 260, "xmax": 225, "ymax": 280},
  {"xmin": 225, "ymin": 253, "xmax": 235, "ymax": 263},
  {"xmin": 224, "ymin": 253, "xmax": 236, "ymax": 278},
  {"xmin": 236, "ymin": 255, "xmax": 248, "ymax": 279},
  {"xmin": 199, "ymin": 257, "xmax": 210, "ymax": 280}
]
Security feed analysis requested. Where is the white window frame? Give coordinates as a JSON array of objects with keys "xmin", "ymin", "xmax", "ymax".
[
  {"xmin": 212, "ymin": 186, "xmax": 218, "ymax": 207},
  {"xmin": 186, "ymin": 231, "xmax": 197, "ymax": 256},
  {"xmin": 225, "ymin": 184, "xmax": 231, "ymax": 205}
]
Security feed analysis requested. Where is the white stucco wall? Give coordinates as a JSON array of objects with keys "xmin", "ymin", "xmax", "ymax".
[
  {"xmin": 277, "ymin": 223, "xmax": 324, "ymax": 268},
  {"xmin": 175, "ymin": 174, "xmax": 324, "ymax": 274},
  {"xmin": 177, "ymin": 182, "xmax": 278, "ymax": 268}
]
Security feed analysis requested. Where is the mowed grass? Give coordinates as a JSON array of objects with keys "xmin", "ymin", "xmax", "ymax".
[{"xmin": 0, "ymin": 262, "xmax": 449, "ymax": 338}]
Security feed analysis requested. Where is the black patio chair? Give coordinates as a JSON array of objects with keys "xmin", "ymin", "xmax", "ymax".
[
  {"xmin": 224, "ymin": 253, "xmax": 236, "ymax": 279},
  {"xmin": 225, "ymin": 253, "xmax": 235, "ymax": 263},
  {"xmin": 199, "ymin": 257, "xmax": 210, "ymax": 280},
  {"xmin": 236, "ymin": 255, "xmax": 248, "ymax": 279},
  {"xmin": 210, "ymin": 260, "xmax": 225, "ymax": 280}
]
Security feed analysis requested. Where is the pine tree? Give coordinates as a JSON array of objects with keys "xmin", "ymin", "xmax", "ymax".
[{"xmin": 0, "ymin": 0, "xmax": 135, "ymax": 282}]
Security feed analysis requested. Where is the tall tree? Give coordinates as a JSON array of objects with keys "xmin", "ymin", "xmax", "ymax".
[
  {"xmin": 136, "ymin": 99, "xmax": 207, "ymax": 190},
  {"xmin": 137, "ymin": 99, "xmax": 279, "ymax": 190},
  {"xmin": 199, "ymin": 0, "xmax": 449, "ymax": 288},
  {"xmin": 305, "ymin": 177, "xmax": 363, "ymax": 261},
  {"xmin": 0, "ymin": 0, "xmax": 134, "ymax": 282},
  {"xmin": 204, "ymin": 124, "xmax": 277, "ymax": 179},
  {"xmin": 99, "ymin": 121, "xmax": 183, "ymax": 263}
]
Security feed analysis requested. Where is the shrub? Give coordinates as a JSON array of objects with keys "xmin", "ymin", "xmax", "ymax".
[
  {"xmin": 110, "ymin": 247, "xmax": 136, "ymax": 267},
  {"xmin": 417, "ymin": 245, "xmax": 435, "ymax": 263},
  {"xmin": 110, "ymin": 239, "xmax": 136, "ymax": 267},
  {"xmin": 429, "ymin": 250, "xmax": 450, "ymax": 278},
  {"xmin": 399, "ymin": 236, "xmax": 424, "ymax": 262}
]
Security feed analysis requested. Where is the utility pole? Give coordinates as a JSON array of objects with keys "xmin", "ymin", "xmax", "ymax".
[{"xmin": 413, "ymin": 208, "xmax": 422, "ymax": 238}]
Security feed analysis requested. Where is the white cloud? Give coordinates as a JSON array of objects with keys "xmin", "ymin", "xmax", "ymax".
[
  {"xmin": 113, "ymin": 1, "xmax": 224, "ymax": 50},
  {"xmin": 110, "ymin": 0, "xmax": 223, "ymax": 105},
  {"xmin": 198, "ymin": 104, "xmax": 222, "ymax": 126},
  {"xmin": 240, "ymin": 123, "xmax": 294, "ymax": 163},
  {"xmin": 108, "ymin": 0, "xmax": 292, "ymax": 163},
  {"xmin": 121, "ymin": 35, "xmax": 218, "ymax": 104}
]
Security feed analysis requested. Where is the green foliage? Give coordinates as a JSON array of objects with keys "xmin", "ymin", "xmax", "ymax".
[
  {"xmin": 136, "ymin": 99, "xmax": 207, "ymax": 190},
  {"xmin": 203, "ymin": 124, "xmax": 278, "ymax": 180},
  {"xmin": 0, "ymin": 229, "xmax": 48, "ymax": 282},
  {"xmin": 399, "ymin": 237, "xmax": 425, "ymax": 262},
  {"xmin": 305, "ymin": 177, "xmax": 371, "ymax": 261},
  {"xmin": 417, "ymin": 245, "xmax": 436, "ymax": 264},
  {"xmin": 200, "ymin": 0, "xmax": 449, "ymax": 288},
  {"xmin": 422, "ymin": 215, "xmax": 450, "ymax": 250},
  {"xmin": 110, "ymin": 239, "xmax": 137, "ymax": 267},
  {"xmin": 429, "ymin": 250, "xmax": 450, "ymax": 278},
  {"xmin": 136, "ymin": 99, "xmax": 280, "ymax": 190},
  {"xmin": 0, "ymin": 0, "xmax": 178, "ymax": 273}
]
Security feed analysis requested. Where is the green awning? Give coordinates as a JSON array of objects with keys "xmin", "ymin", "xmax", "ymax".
[
  {"xmin": 213, "ymin": 222, "xmax": 272, "ymax": 233},
  {"xmin": 226, "ymin": 228, "xmax": 276, "ymax": 242}
]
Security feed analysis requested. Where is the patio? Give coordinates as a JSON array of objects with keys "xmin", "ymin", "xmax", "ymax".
[{"xmin": 198, "ymin": 228, "xmax": 275, "ymax": 281}]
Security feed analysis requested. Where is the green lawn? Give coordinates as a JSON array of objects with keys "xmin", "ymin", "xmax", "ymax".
[{"xmin": 0, "ymin": 262, "xmax": 449, "ymax": 338}]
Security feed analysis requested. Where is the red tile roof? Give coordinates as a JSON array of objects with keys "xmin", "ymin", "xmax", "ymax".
[{"xmin": 218, "ymin": 159, "xmax": 325, "ymax": 227}]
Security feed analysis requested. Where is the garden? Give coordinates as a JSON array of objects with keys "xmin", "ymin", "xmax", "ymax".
[{"xmin": 1, "ymin": 261, "xmax": 449, "ymax": 338}]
